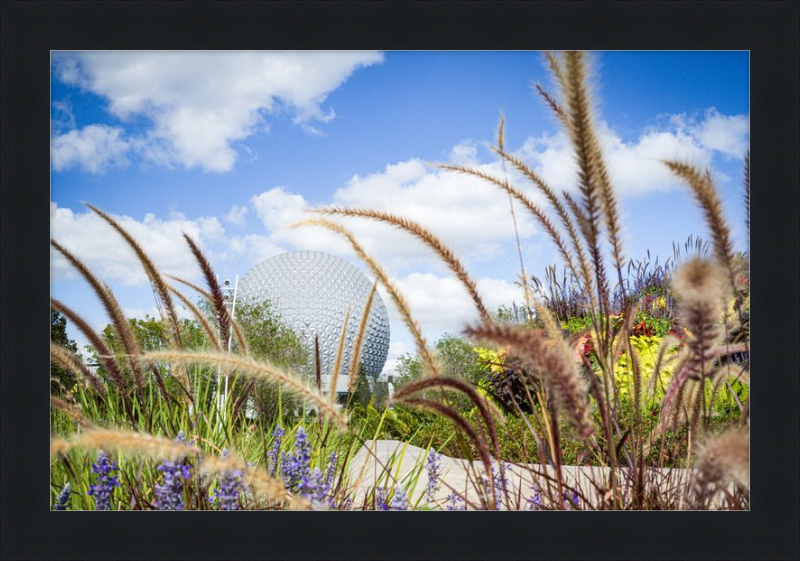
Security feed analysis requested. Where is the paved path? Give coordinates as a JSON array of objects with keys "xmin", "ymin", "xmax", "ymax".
[{"xmin": 344, "ymin": 440, "xmax": 728, "ymax": 510}]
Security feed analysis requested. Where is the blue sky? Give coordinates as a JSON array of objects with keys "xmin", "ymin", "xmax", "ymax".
[{"xmin": 50, "ymin": 51, "xmax": 750, "ymax": 374}]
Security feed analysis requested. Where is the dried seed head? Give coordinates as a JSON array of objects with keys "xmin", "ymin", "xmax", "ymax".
[
  {"xmin": 693, "ymin": 428, "xmax": 750, "ymax": 508},
  {"xmin": 672, "ymin": 258, "xmax": 729, "ymax": 310}
]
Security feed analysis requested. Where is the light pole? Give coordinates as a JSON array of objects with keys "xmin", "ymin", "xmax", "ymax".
[{"xmin": 217, "ymin": 275, "xmax": 238, "ymax": 411}]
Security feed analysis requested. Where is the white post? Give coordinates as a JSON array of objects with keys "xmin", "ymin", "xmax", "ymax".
[{"xmin": 223, "ymin": 275, "xmax": 239, "ymax": 404}]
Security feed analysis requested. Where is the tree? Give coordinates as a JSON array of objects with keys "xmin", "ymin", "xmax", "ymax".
[
  {"xmin": 233, "ymin": 301, "xmax": 308, "ymax": 368},
  {"xmin": 349, "ymin": 364, "xmax": 374, "ymax": 409},
  {"xmin": 395, "ymin": 333, "xmax": 484, "ymax": 386},
  {"xmin": 232, "ymin": 301, "xmax": 309, "ymax": 423},
  {"xmin": 434, "ymin": 333, "xmax": 484, "ymax": 384},
  {"xmin": 92, "ymin": 314, "xmax": 212, "ymax": 399},
  {"xmin": 392, "ymin": 333, "xmax": 485, "ymax": 411},
  {"xmin": 51, "ymin": 310, "xmax": 79, "ymax": 393}
]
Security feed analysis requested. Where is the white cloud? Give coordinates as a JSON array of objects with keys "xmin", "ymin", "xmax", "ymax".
[
  {"xmin": 227, "ymin": 234, "xmax": 285, "ymax": 265},
  {"xmin": 448, "ymin": 141, "xmax": 479, "ymax": 165},
  {"xmin": 514, "ymin": 109, "xmax": 748, "ymax": 197},
  {"xmin": 50, "ymin": 202, "xmax": 224, "ymax": 286},
  {"xmin": 249, "ymin": 186, "xmax": 352, "ymax": 255},
  {"xmin": 330, "ymin": 160, "xmax": 539, "ymax": 260},
  {"xmin": 251, "ymin": 187, "xmax": 308, "ymax": 232},
  {"xmin": 381, "ymin": 340, "xmax": 410, "ymax": 378},
  {"xmin": 51, "ymin": 100, "xmax": 76, "ymax": 130},
  {"xmin": 673, "ymin": 108, "xmax": 750, "ymax": 160},
  {"xmin": 52, "ymin": 51, "xmax": 383, "ymax": 172},
  {"xmin": 380, "ymin": 273, "xmax": 523, "ymax": 334},
  {"xmin": 247, "ymin": 159, "xmax": 543, "ymax": 272},
  {"xmin": 224, "ymin": 204, "xmax": 249, "ymax": 226},
  {"xmin": 50, "ymin": 125, "xmax": 132, "ymax": 173}
]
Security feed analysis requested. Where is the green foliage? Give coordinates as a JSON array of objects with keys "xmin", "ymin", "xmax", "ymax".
[
  {"xmin": 234, "ymin": 301, "xmax": 308, "ymax": 368},
  {"xmin": 232, "ymin": 301, "xmax": 309, "ymax": 424},
  {"xmin": 394, "ymin": 353, "xmax": 424, "ymax": 387},
  {"xmin": 349, "ymin": 365, "xmax": 374, "ymax": 409},
  {"xmin": 434, "ymin": 333, "xmax": 484, "ymax": 384},
  {"xmin": 614, "ymin": 335, "xmax": 673, "ymax": 404},
  {"xmin": 395, "ymin": 333, "xmax": 483, "ymax": 386},
  {"xmin": 494, "ymin": 303, "xmax": 542, "ymax": 327},
  {"xmin": 51, "ymin": 310, "xmax": 79, "ymax": 393},
  {"xmin": 560, "ymin": 315, "xmax": 593, "ymax": 334}
]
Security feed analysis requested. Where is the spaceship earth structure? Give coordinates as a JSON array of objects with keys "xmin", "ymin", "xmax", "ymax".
[{"xmin": 237, "ymin": 251, "xmax": 390, "ymax": 392}]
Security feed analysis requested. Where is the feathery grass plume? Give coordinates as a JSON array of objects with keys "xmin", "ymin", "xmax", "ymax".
[
  {"xmin": 50, "ymin": 436, "xmax": 71, "ymax": 457},
  {"xmin": 648, "ymin": 335, "xmax": 683, "ymax": 400},
  {"xmin": 436, "ymin": 164, "xmax": 583, "ymax": 292},
  {"xmin": 692, "ymin": 428, "xmax": 750, "ymax": 509},
  {"xmin": 662, "ymin": 162, "xmax": 737, "ymax": 291},
  {"xmin": 314, "ymin": 335, "xmax": 322, "ymax": 393},
  {"xmin": 561, "ymin": 51, "xmax": 612, "ymax": 320},
  {"xmin": 293, "ymin": 218, "xmax": 440, "ymax": 377},
  {"xmin": 167, "ymin": 285, "xmax": 222, "ymax": 351},
  {"xmin": 50, "ymin": 427, "xmax": 200, "ymax": 459},
  {"xmin": 165, "ymin": 273, "xmax": 215, "ymax": 301},
  {"xmin": 559, "ymin": 51, "xmax": 626, "ymax": 290},
  {"xmin": 395, "ymin": 395, "xmax": 497, "ymax": 508},
  {"xmin": 544, "ymin": 51, "xmax": 568, "ymax": 93},
  {"xmin": 534, "ymin": 84, "xmax": 568, "ymax": 127},
  {"xmin": 466, "ymin": 322, "xmax": 593, "ymax": 439},
  {"xmin": 626, "ymin": 340, "xmax": 644, "ymax": 416},
  {"xmin": 85, "ymin": 204, "xmax": 183, "ymax": 346},
  {"xmin": 394, "ymin": 376, "xmax": 500, "ymax": 458},
  {"xmin": 661, "ymin": 259, "xmax": 729, "ymax": 425},
  {"xmin": 497, "ymin": 112, "xmax": 506, "ymax": 151},
  {"xmin": 85, "ymin": 204, "xmax": 193, "ymax": 397},
  {"xmin": 51, "ymin": 240, "xmax": 145, "ymax": 394},
  {"xmin": 497, "ymin": 114, "xmax": 534, "ymax": 313},
  {"xmin": 181, "ymin": 233, "xmax": 232, "ymax": 344},
  {"xmin": 743, "ymin": 151, "xmax": 750, "ymax": 242},
  {"xmin": 165, "ymin": 274, "xmax": 250, "ymax": 354},
  {"xmin": 328, "ymin": 306, "xmax": 350, "ymax": 403},
  {"xmin": 562, "ymin": 192, "xmax": 589, "ymax": 241},
  {"xmin": 50, "ymin": 298, "xmax": 129, "ymax": 392},
  {"xmin": 672, "ymin": 258, "xmax": 728, "ymax": 347},
  {"xmin": 489, "ymin": 146, "xmax": 596, "ymax": 307},
  {"xmin": 50, "ymin": 395, "xmax": 93, "ymax": 427},
  {"xmin": 142, "ymin": 350, "xmax": 349, "ymax": 429},
  {"xmin": 50, "ymin": 341, "xmax": 106, "ymax": 396},
  {"xmin": 314, "ymin": 207, "xmax": 490, "ymax": 322},
  {"xmin": 534, "ymin": 301, "xmax": 580, "ymax": 372},
  {"xmin": 348, "ymin": 281, "xmax": 378, "ymax": 392}
]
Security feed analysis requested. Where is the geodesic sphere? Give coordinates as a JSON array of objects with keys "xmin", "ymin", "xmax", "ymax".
[{"xmin": 237, "ymin": 251, "xmax": 390, "ymax": 390}]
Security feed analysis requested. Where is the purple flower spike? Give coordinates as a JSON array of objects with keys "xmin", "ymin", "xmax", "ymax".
[
  {"xmin": 267, "ymin": 425, "xmax": 284, "ymax": 477},
  {"xmin": 445, "ymin": 492, "xmax": 466, "ymax": 511},
  {"xmin": 283, "ymin": 427, "xmax": 311, "ymax": 493},
  {"xmin": 153, "ymin": 433, "xmax": 192, "ymax": 511},
  {"xmin": 425, "ymin": 449, "xmax": 441, "ymax": 504},
  {"xmin": 389, "ymin": 486, "xmax": 409, "ymax": 511},
  {"xmin": 527, "ymin": 484, "xmax": 542, "ymax": 511},
  {"xmin": 563, "ymin": 490, "xmax": 580, "ymax": 510},
  {"xmin": 88, "ymin": 450, "xmax": 120, "ymax": 511},
  {"xmin": 375, "ymin": 487, "xmax": 389, "ymax": 511},
  {"xmin": 53, "ymin": 482, "xmax": 72, "ymax": 511},
  {"xmin": 213, "ymin": 450, "xmax": 243, "ymax": 511}
]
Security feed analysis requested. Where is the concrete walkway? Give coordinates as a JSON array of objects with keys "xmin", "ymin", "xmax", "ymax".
[{"xmin": 344, "ymin": 440, "xmax": 729, "ymax": 510}]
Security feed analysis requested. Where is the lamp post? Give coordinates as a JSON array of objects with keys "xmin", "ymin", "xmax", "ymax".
[{"xmin": 217, "ymin": 275, "xmax": 238, "ymax": 411}]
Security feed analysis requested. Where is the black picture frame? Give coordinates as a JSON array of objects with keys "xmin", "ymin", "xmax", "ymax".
[{"xmin": 2, "ymin": 1, "xmax": 798, "ymax": 559}]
